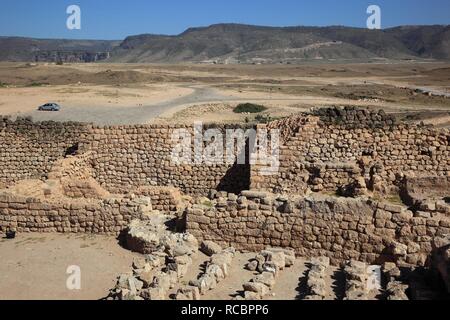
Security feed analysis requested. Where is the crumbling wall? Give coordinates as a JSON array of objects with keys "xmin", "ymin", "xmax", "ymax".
[
  {"xmin": 2, "ymin": 109, "xmax": 448, "ymax": 197},
  {"xmin": 0, "ymin": 117, "xmax": 90, "ymax": 186},
  {"xmin": 0, "ymin": 192, "xmax": 148, "ymax": 234},
  {"xmin": 131, "ymin": 186, "xmax": 184, "ymax": 212},
  {"xmin": 186, "ymin": 192, "xmax": 450, "ymax": 266},
  {"xmin": 0, "ymin": 119, "xmax": 250, "ymax": 196},
  {"xmin": 84, "ymin": 124, "xmax": 250, "ymax": 196},
  {"xmin": 253, "ymin": 108, "xmax": 450, "ymax": 195},
  {"xmin": 402, "ymin": 175, "xmax": 450, "ymax": 203},
  {"xmin": 47, "ymin": 152, "xmax": 111, "ymax": 199}
]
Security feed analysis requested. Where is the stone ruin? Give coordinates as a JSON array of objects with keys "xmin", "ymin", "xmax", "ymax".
[{"xmin": 0, "ymin": 106, "xmax": 449, "ymax": 300}]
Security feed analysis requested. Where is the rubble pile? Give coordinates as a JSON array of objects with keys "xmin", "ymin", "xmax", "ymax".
[
  {"xmin": 240, "ymin": 248, "xmax": 295, "ymax": 300},
  {"xmin": 304, "ymin": 257, "xmax": 331, "ymax": 300},
  {"xmin": 107, "ymin": 217, "xmax": 199, "ymax": 300},
  {"xmin": 431, "ymin": 235, "xmax": 450, "ymax": 294},
  {"xmin": 125, "ymin": 216, "xmax": 198, "ymax": 255},
  {"xmin": 382, "ymin": 262, "xmax": 409, "ymax": 300},
  {"xmin": 176, "ymin": 244, "xmax": 236, "ymax": 300},
  {"xmin": 344, "ymin": 260, "xmax": 370, "ymax": 300}
]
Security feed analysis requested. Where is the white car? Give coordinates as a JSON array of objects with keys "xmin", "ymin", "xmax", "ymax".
[{"xmin": 38, "ymin": 103, "xmax": 61, "ymax": 111}]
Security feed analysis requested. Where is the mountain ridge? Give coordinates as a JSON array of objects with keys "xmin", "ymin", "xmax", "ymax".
[{"xmin": 0, "ymin": 23, "xmax": 449, "ymax": 63}]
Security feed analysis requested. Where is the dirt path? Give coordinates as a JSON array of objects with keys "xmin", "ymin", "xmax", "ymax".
[
  {"xmin": 22, "ymin": 84, "xmax": 343, "ymax": 125},
  {"xmin": 19, "ymin": 85, "xmax": 229, "ymax": 125}
]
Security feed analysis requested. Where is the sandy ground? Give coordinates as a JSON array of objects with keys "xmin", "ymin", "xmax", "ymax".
[
  {"xmin": 0, "ymin": 62, "xmax": 449, "ymax": 126},
  {"xmin": 0, "ymin": 233, "xmax": 311, "ymax": 301},
  {"xmin": 0, "ymin": 232, "xmax": 382, "ymax": 300},
  {"xmin": 0, "ymin": 84, "xmax": 192, "ymax": 116},
  {"xmin": 0, "ymin": 233, "xmax": 139, "ymax": 300}
]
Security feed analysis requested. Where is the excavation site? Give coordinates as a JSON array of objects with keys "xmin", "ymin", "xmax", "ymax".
[
  {"xmin": 0, "ymin": 106, "xmax": 449, "ymax": 301},
  {"xmin": 1, "ymin": 2, "xmax": 450, "ymax": 309}
]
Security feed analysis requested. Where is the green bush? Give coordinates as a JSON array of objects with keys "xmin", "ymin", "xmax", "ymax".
[
  {"xmin": 27, "ymin": 82, "xmax": 46, "ymax": 87},
  {"xmin": 233, "ymin": 103, "xmax": 267, "ymax": 114}
]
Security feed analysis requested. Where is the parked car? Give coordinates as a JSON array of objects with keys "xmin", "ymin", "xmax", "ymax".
[{"xmin": 38, "ymin": 103, "xmax": 61, "ymax": 111}]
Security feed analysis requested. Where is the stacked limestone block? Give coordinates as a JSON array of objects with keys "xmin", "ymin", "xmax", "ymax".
[
  {"xmin": 382, "ymin": 262, "xmax": 409, "ymax": 300},
  {"xmin": 240, "ymin": 248, "xmax": 295, "ymax": 300},
  {"xmin": 131, "ymin": 186, "xmax": 184, "ymax": 212},
  {"xmin": 177, "ymin": 244, "xmax": 236, "ymax": 300},
  {"xmin": 344, "ymin": 260, "xmax": 370, "ymax": 300},
  {"xmin": 0, "ymin": 192, "xmax": 149, "ymax": 235},
  {"xmin": 187, "ymin": 191, "xmax": 450, "ymax": 266},
  {"xmin": 253, "ymin": 107, "xmax": 450, "ymax": 195},
  {"xmin": 125, "ymin": 216, "xmax": 198, "ymax": 255},
  {"xmin": 109, "ymin": 218, "xmax": 199, "ymax": 300},
  {"xmin": 304, "ymin": 257, "xmax": 331, "ymax": 300}
]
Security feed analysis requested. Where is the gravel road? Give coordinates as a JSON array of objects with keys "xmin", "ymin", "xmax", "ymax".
[
  {"xmin": 24, "ymin": 85, "xmax": 235, "ymax": 125},
  {"xmin": 23, "ymin": 84, "xmax": 307, "ymax": 125}
]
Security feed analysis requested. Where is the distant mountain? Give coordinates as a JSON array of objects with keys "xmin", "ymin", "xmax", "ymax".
[
  {"xmin": 110, "ymin": 24, "xmax": 450, "ymax": 63},
  {"xmin": 0, "ymin": 24, "xmax": 449, "ymax": 63},
  {"xmin": 386, "ymin": 25, "xmax": 450, "ymax": 60},
  {"xmin": 0, "ymin": 37, "xmax": 120, "ymax": 62}
]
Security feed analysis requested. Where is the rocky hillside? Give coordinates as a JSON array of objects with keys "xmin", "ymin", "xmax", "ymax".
[
  {"xmin": 1, "ymin": 24, "xmax": 449, "ymax": 63},
  {"xmin": 0, "ymin": 37, "xmax": 120, "ymax": 62},
  {"xmin": 110, "ymin": 24, "xmax": 450, "ymax": 63}
]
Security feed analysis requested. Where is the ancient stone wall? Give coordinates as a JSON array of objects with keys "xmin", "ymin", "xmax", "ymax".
[
  {"xmin": 131, "ymin": 186, "xmax": 184, "ymax": 212},
  {"xmin": 2, "ymin": 109, "xmax": 448, "ymax": 197},
  {"xmin": 1, "ymin": 109, "xmax": 449, "ymax": 269},
  {"xmin": 0, "ymin": 117, "xmax": 90, "ymax": 186},
  {"xmin": 186, "ymin": 192, "xmax": 450, "ymax": 266},
  {"xmin": 0, "ymin": 191, "xmax": 148, "ymax": 234},
  {"xmin": 0, "ymin": 119, "xmax": 249, "ymax": 196},
  {"xmin": 253, "ymin": 108, "xmax": 450, "ymax": 195},
  {"xmin": 83, "ymin": 124, "xmax": 249, "ymax": 196}
]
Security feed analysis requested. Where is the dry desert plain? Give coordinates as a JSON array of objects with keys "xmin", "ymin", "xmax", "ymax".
[{"xmin": 0, "ymin": 61, "xmax": 449, "ymax": 126}]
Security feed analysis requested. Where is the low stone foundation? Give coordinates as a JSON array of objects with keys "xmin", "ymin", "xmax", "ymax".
[
  {"xmin": 186, "ymin": 191, "xmax": 450, "ymax": 266},
  {"xmin": 0, "ymin": 192, "xmax": 149, "ymax": 235}
]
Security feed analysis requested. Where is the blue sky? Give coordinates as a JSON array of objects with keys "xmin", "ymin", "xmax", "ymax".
[{"xmin": 0, "ymin": 0, "xmax": 449, "ymax": 40}]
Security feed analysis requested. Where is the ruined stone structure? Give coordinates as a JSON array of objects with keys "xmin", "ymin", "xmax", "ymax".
[
  {"xmin": 83, "ymin": 123, "xmax": 250, "ymax": 195},
  {"xmin": 0, "ymin": 108, "xmax": 449, "ymax": 269},
  {"xmin": 0, "ymin": 117, "xmax": 248, "ymax": 195},
  {"xmin": 0, "ymin": 117, "xmax": 89, "ymax": 188},
  {"xmin": 186, "ymin": 190, "xmax": 450, "ymax": 267},
  {"xmin": 253, "ymin": 108, "xmax": 450, "ymax": 195},
  {"xmin": 0, "ymin": 192, "xmax": 148, "ymax": 234}
]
